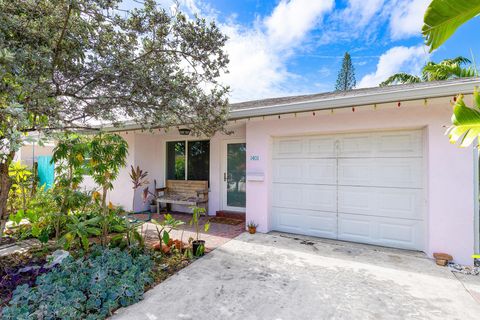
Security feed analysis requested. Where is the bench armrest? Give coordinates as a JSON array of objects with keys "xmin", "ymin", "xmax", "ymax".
[{"xmin": 196, "ymin": 189, "xmax": 208, "ymax": 198}]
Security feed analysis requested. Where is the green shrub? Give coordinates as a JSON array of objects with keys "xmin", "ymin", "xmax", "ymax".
[{"xmin": 2, "ymin": 246, "xmax": 153, "ymax": 320}]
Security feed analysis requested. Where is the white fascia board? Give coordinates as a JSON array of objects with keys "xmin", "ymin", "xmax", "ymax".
[{"xmin": 230, "ymin": 79, "xmax": 480, "ymax": 119}]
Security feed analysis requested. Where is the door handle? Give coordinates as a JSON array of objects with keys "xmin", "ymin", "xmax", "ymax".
[{"xmin": 224, "ymin": 172, "xmax": 227, "ymax": 181}]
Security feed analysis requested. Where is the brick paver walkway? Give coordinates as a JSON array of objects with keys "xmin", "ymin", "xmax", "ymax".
[{"xmin": 133, "ymin": 212, "xmax": 245, "ymax": 251}]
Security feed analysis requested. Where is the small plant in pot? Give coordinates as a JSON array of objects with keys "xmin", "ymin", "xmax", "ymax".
[
  {"xmin": 190, "ymin": 206, "xmax": 210, "ymax": 256},
  {"xmin": 247, "ymin": 221, "xmax": 258, "ymax": 234},
  {"xmin": 149, "ymin": 199, "xmax": 157, "ymax": 213}
]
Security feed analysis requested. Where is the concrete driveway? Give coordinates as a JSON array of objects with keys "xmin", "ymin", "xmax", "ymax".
[{"xmin": 113, "ymin": 232, "xmax": 480, "ymax": 320}]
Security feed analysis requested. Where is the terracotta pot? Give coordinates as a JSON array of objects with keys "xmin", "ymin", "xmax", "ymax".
[
  {"xmin": 248, "ymin": 227, "xmax": 256, "ymax": 234},
  {"xmin": 161, "ymin": 245, "xmax": 171, "ymax": 254},
  {"xmin": 173, "ymin": 239, "xmax": 183, "ymax": 250}
]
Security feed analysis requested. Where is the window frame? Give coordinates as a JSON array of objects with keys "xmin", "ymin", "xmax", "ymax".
[{"xmin": 165, "ymin": 138, "xmax": 210, "ymax": 182}]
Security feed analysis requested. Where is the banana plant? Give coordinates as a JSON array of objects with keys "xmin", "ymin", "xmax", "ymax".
[
  {"xmin": 422, "ymin": 0, "xmax": 480, "ymax": 52},
  {"xmin": 446, "ymin": 87, "xmax": 480, "ymax": 147},
  {"xmin": 61, "ymin": 215, "xmax": 102, "ymax": 251}
]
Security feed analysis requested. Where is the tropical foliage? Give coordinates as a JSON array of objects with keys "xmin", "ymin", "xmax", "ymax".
[
  {"xmin": 380, "ymin": 57, "xmax": 476, "ymax": 86},
  {"xmin": 446, "ymin": 88, "xmax": 480, "ymax": 147},
  {"xmin": 422, "ymin": 0, "xmax": 480, "ymax": 52},
  {"xmin": 420, "ymin": 1, "xmax": 480, "ymax": 147}
]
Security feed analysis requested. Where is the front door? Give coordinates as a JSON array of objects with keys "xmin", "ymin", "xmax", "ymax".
[{"xmin": 222, "ymin": 140, "xmax": 246, "ymax": 212}]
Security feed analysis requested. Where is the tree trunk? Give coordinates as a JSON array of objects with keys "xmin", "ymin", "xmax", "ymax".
[
  {"xmin": 0, "ymin": 152, "xmax": 15, "ymax": 236},
  {"xmin": 101, "ymin": 186, "xmax": 108, "ymax": 246}
]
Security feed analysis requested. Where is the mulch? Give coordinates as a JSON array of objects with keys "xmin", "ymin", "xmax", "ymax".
[{"xmin": 208, "ymin": 217, "xmax": 244, "ymax": 226}]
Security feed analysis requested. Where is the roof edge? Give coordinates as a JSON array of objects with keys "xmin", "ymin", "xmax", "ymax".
[{"xmin": 229, "ymin": 78, "xmax": 480, "ymax": 119}]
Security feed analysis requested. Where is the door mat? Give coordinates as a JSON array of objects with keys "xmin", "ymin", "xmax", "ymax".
[{"xmin": 209, "ymin": 217, "xmax": 244, "ymax": 226}]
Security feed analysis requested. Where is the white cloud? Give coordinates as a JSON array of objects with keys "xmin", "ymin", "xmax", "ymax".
[
  {"xmin": 341, "ymin": 0, "xmax": 385, "ymax": 27},
  {"xmin": 389, "ymin": 0, "xmax": 430, "ymax": 40},
  {"xmin": 218, "ymin": 0, "xmax": 334, "ymax": 101},
  {"xmin": 358, "ymin": 45, "xmax": 429, "ymax": 88},
  {"xmin": 265, "ymin": 0, "xmax": 334, "ymax": 49},
  {"xmin": 219, "ymin": 25, "xmax": 291, "ymax": 102}
]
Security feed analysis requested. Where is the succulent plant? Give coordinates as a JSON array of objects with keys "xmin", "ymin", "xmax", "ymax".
[{"xmin": 2, "ymin": 246, "xmax": 153, "ymax": 320}]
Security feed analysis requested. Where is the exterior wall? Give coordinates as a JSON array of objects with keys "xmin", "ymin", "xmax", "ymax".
[
  {"xmin": 106, "ymin": 124, "xmax": 246, "ymax": 215},
  {"xmin": 245, "ymin": 98, "xmax": 475, "ymax": 265},
  {"xmin": 16, "ymin": 144, "xmax": 55, "ymax": 168}
]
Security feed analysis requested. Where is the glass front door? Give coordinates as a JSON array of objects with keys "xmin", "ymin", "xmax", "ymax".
[{"xmin": 223, "ymin": 141, "xmax": 246, "ymax": 211}]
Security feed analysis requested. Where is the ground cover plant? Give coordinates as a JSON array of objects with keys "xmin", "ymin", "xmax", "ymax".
[
  {"xmin": 0, "ymin": 246, "xmax": 53, "ymax": 307},
  {"xmin": 2, "ymin": 246, "xmax": 154, "ymax": 320}
]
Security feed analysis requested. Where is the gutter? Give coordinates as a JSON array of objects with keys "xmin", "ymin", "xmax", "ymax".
[{"xmin": 229, "ymin": 78, "xmax": 480, "ymax": 120}]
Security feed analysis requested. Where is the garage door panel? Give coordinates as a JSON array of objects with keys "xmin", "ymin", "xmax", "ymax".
[
  {"xmin": 338, "ymin": 130, "xmax": 423, "ymax": 158},
  {"xmin": 273, "ymin": 159, "xmax": 304, "ymax": 183},
  {"xmin": 338, "ymin": 158, "xmax": 422, "ymax": 188},
  {"xmin": 338, "ymin": 186, "xmax": 424, "ymax": 220},
  {"xmin": 273, "ymin": 138, "xmax": 303, "ymax": 158},
  {"xmin": 273, "ymin": 184, "xmax": 336, "ymax": 212},
  {"xmin": 306, "ymin": 137, "xmax": 336, "ymax": 157},
  {"xmin": 339, "ymin": 134, "xmax": 374, "ymax": 157},
  {"xmin": 338, "ymin": 214, "xmax": 424, "ymax": 250},
  {"xmin": 273, "ymin": 159, "xmax": 336, "ymax": 184},
  {"xmin": 305, "ymin": 161, "xmax": 336, "ymax": 184},
  {"xmin": 272, "ymin": 183, "xmax": 304, "ymax": 209},
  {"xmin": 376, "ymin": 131, "xmax": 423, "ymax": 157},
  {"xmin": 272, "ymin": 207, "xmax": 337, "ymax": 239}
]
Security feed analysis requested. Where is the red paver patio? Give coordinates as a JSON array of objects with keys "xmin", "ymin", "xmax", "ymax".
[{"xmin": 132, "ymin": 212, "xmax": 245, "ymax": 251}]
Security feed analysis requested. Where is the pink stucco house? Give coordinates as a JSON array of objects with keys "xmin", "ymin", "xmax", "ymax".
[{"xmin": 104, "ymin": 78, "xmax": 480, "ymax": 265}]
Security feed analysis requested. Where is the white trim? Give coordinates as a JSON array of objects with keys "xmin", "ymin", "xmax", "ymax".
[{"xmin": 221, "ymin": 138, "xmax": 246, "ymax": 212}]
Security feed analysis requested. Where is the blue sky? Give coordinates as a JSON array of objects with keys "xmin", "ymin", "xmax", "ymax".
[{"xmin": 123, "ymin": 0, "xmax": 480, "ymax": 102}]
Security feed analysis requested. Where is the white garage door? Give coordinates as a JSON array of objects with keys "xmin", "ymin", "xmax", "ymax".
[{"xmin": 272, "ymin": 130, "xmax": 425, "ymax": 251}]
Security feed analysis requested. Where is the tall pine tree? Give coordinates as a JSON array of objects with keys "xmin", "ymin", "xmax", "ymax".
[{"xmin": 335, "ymin": 52, "xmax": 356, "ymax": 91}]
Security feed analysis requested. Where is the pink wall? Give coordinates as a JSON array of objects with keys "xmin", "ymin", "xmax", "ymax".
[
  {"xmin": 245, "ymin": 98, "xmax": 475, "ymax": 265},
  {"xmin": 105, "ymin": 124, "xmax": 246, "ymax": 215}
]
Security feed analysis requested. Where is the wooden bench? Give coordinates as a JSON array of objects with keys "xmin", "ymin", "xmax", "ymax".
[{"xmin": 156, "ymin": 180, "xmax": 208, "ymax": 214}]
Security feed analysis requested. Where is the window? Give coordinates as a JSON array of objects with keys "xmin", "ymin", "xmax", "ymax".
[{"xmin": 166, "ymin": 140, "xmax": 209, "ymax": 182}]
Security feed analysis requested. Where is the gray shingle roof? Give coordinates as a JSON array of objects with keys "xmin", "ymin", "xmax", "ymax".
[{"xmin": 229, "ymin": 77, "xmax": 480, "ymax": 111}]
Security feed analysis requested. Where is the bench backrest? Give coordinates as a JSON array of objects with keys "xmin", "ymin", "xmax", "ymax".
[{"xmin": 166, "ymin": 180, "xmax": 208, "ymax": 198}]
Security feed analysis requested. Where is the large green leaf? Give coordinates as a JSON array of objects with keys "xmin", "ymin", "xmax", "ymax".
[
  {"xmin": 423, "ymin": 0, "xmax": 480, "ymax": 52},
  {"xmin": 447, "ymin": 87, "xmax": 480, "ymax": 147}
]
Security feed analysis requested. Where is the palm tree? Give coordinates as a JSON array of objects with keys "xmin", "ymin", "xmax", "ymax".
[{"xmin": 380, "ymin": 56, "xmax": 476, "ymax": 87}]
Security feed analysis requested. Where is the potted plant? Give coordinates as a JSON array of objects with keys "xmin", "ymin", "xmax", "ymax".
[
  {"xmin": 190, "ymin": 206, "xmax": 210, "ymax": 256},
  {"xmin": 247, "ymin": 221, "xmax": 258, "ymax": 234},
  {"xmin": 150, "ymin": 199, "xmax": 157, "ymax": 214}
]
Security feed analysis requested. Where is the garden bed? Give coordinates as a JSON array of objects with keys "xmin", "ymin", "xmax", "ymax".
[{"xmin": 0, "ymin": 244, "xmax": 194, "ymax": 319}]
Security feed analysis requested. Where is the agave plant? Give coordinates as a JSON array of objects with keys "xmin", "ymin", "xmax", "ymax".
[{"xmin": 446, "ymin": 87, "xmax": 480, "ymax": 147}]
